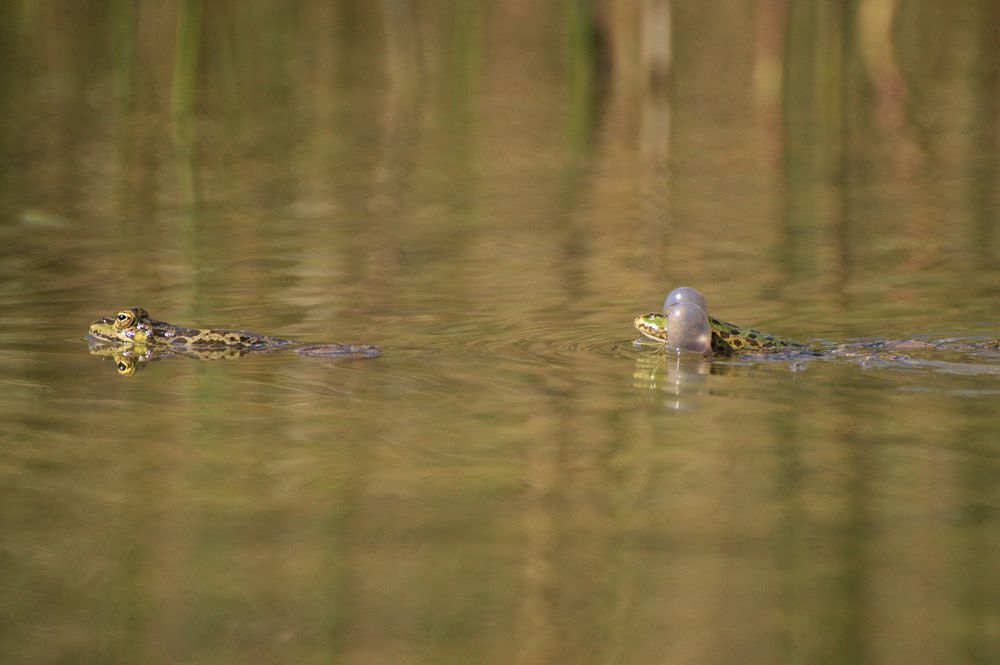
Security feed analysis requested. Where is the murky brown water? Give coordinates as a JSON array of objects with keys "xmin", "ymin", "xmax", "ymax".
[{"xmin": 2, "ymin": 2, "xmax": 1000, "ymax": 663}]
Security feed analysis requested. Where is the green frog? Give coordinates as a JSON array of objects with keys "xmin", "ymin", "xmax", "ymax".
[
  {"xmin": 634, "ymin": 287, "xmax": 1000, "ymax": 357},
  {"xmin": 88, "ymin": 307, "xmax": 380, "ymax": 375},
  {"xmin": 634, "ymin": 311, "xmax": 809, "ymax": 354}
]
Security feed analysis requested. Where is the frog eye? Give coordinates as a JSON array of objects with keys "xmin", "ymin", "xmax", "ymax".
[
  {"xmin": 114, "ymin": 310, "xmax": 136, "ymax": 329},
  {"xmin": 115, "ymin": 358, "xmax": 136, "ymax": 376}
]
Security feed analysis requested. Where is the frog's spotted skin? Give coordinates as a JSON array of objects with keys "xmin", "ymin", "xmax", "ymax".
[
  {"xmin": 88, "ymin": 307, "xmax": 299, "ymax": 349},
  {"xmin": 634, "ymin": 312, "xmax": 809, "ymax": 355},
  {"xmin": 635, "ymin": 290, "xmax": 1000, "ymax": 359},
  {"xmin": 88, "ymin": 307, "xmax": 379, "ymax": 374}
]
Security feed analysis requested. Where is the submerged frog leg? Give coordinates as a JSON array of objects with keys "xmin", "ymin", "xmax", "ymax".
[{"xmin": 294, "ymin": 344, "xmax": 382, "ymax": 358}]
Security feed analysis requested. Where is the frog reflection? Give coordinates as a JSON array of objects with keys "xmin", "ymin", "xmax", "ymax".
[{"xmin": 87, "ymin": 339, "xmax": 259, "ymax": 376}]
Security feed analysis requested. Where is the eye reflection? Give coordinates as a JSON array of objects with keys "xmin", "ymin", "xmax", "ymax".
[{"xmin": 114, "ymin": 358, "xmax": 138, "ymax": 376}]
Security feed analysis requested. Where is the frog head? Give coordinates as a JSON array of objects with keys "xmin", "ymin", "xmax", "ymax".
[{"xmin": 88, "ymin": 308, "xmax": 154, "ymax": 344}]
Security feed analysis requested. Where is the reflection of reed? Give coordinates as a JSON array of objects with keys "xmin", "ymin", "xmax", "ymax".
[
  {"xmin": 513, "ymin": 418, "xmax": 560, "ymax": 665},
  {"xmin": 110, "ymin": 0, "xmax": 137, "ymax": 111},
  {"xmin": 779, "ymin": 0, "xmax": 851, "ymax": 307},
  {"xmin": 171, "ymin": 0, "xmax": 201, "ymax": 208}
]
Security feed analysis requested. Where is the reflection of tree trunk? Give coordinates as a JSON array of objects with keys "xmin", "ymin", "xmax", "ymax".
[
  {"xmin": 896, "ymin": 0, "xmax": 1000, "ymax": 271},
  {"xmin": 589, "ymin": 0, "xmax": 673, "ymax": 275},
  {"xmin": 640, "ymin": 0, "xmax": 671, "ymax": 173},
  {"xmin": 594, "ymin": 0, "xmax": 672, "ymax": 168}
]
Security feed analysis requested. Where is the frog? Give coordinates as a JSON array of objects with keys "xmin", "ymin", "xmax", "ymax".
[
  {"xmin": 87, "ymin": 307, "xmax": 380, "ymax": 375},
  {"xmin": 634, "ymin": 287, "xmax": 1000, "ymax": 357},
  {"xmin": 634, "ymin": 311, "xmax": 810, "ymax": 354}
]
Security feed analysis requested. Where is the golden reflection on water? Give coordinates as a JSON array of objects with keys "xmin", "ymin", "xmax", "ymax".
[{"xmin": 1, "ymin": 1, "xmax": 1000, "ymax": 663}]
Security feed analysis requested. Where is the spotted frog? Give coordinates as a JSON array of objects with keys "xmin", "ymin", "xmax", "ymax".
[
  {"xmin": 88, "ymin": 307, "xmax": 380, "ymax": 375},
  {"xmin": 634, "ymin": 287, "xmax": 1000, "ymax": 357}
]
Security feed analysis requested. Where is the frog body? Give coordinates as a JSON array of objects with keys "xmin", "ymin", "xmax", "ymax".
[
  {"xmin": 634, "ymin": 311, "xmax": 810, "ymax": 354},
  {"xmin": 88, "ymin": 307, "xmax": 379, "ymax": 374},
  {"xmin": 634, "ymin": 288, "xmax": 1000, "ymax": 357}
]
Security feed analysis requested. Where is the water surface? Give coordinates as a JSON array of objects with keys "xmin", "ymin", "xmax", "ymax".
[{"xmin": 2, "ymin": 2, "xmax": 1000, "ymax": 663}]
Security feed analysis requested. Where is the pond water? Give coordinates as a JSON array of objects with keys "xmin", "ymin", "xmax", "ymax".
[{"xmin": 2, "ymin": 2, "xmax": 1000, "ymax": 663}]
